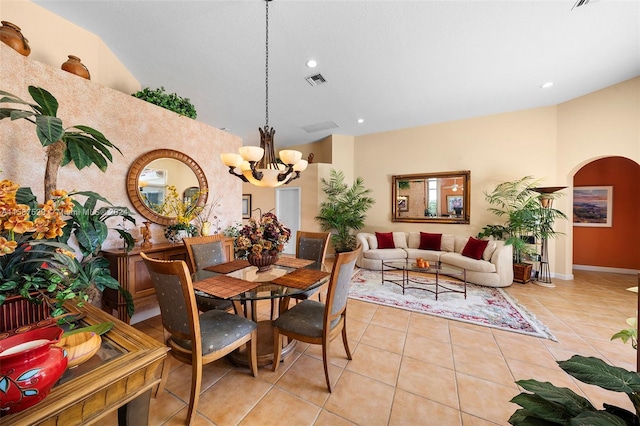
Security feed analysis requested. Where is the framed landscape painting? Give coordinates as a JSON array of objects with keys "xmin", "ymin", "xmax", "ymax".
[
  {"xmin": 242, "ymin": 194, "xmax": 252, "ymax": 219},
  {"xmin": 397, "ymin": 196, "xmax": 409, "ymax": 212},
  {"xmin": 573, "ymin": 186, "xmax": 612, "ymax": 227}
]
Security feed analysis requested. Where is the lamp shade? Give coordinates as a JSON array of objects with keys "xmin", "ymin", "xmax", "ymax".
[{"xmin": 279, "ymin": 150, "xmax": 302, "ymax": 165}]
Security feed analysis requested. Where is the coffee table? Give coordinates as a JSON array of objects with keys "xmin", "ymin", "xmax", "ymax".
[{"xmin": 381, "ymin": 260, "xmax": 467, "ymax": 300}]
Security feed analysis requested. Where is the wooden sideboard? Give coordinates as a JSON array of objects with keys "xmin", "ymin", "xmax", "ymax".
[
  {"xmin": 101, "ymin": 239, "xmax": 234, "ymax": 323},
  {"xmin": 2, "ymin": 302, "xmax": 167, "ymax": 425}
]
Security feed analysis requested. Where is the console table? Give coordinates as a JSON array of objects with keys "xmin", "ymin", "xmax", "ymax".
[
  {"xmin": 101, "ymin": 239, "xmax": 234, "ymax": 323},
  {"xmin": 1, "ymin": 302, "xmax": 167, "ymax": 425}
]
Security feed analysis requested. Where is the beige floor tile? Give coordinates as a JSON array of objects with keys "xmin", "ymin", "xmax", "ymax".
[
  {"xmin": 346, "ymin": 299, "xmax": 378, "ymax": 323},
  {"xmin": 493, "ymin": 332, "xmax": 559, "ymax": 369},
  {"xmin": 360, "ymin": 323, "xmax": 407, "ymax": 354},
  {"xmin": 314, "ymin": 410, "xmax": 357, "ymax": 425},
  {"xmin": 303, "ymin": 336, "xmax": 357, "ymax": 368},
  {"xmin": 403, "ymin": 333, "xmax": 454, "ymax": 369},
  {"xmin": 452, "ymin": 345, "xmax": 516, "ymax": 388},
  {"xmin": 389, "ymin": 389, "xmax": 462, "ymax": 425},
  {"xmin": 324, "ymin": 370, "xmax": 395, "ymax": 426},
  {"xmin": 407, "ymin": 312, "xmax": 451, "ymax": 343},
  {"xmin": 163, "ymin": 408, "xmax": 215, "ymax": 425},
  {"xmin": 148, "ymin": 388, "xmax": 187, "ymax": 425},
  {"xmin": 164, "ymin": 360, "xmax": 233, "ymax": 402},
  {"xmin": 274, "ymin": 353, "xmax": 341, "ymax": 406},
  {"xmin": 456, "ymin": 372, "xmax": 520, "ymax": 425},
  {"xmin": 259, "ymin": 349, "xmax": 303, "ymax": 384},
  {"xmin": 345, "ymin": 317, "xmax": 368, "ymax": 342},
  {"xmin": 369, "ymin": 305, "xmax": 411, "ymax": 332},
  {"xmin": 450, "ymin": 326, "xmax": 501, "ymax": 355},
  {"xmin": 397, "ymin": 357, "xmax": 459, "ymax": 409},
  {"xmin": 238, "ymin": 387, "xmax": 321, "ymax": 426},
  {"xmin": 197, "ymin": 370, "xmax": 272, "ymax": 425},
  {"xmin": 505, "ymin": 358, "xmax": 584, "ymax": 396},
  {"xmin": 347, "ymin": 342, "xmax": 402, "ymax": 385},
  {"xmin": 461, "ymin": 412, "xmax": 503, "ymax": 425}
]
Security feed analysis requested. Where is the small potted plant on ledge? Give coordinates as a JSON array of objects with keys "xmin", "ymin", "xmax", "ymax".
[
  {"xmin": 478, "ymin": 176, "xmax": 566, "ymax": 284},
  {"xmin": 316, "ymin": 169, "xmax": 375, "ymax": 253},
  {"xmin": 132, "ymin": 86, "xmax": 197, "ymax": 119}
]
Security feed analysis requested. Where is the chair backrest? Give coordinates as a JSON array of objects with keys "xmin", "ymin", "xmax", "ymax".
[
  {"xmin": 183, "ymin": 234, "xmax": 227, "ymax": 273},
  {"xmin": 140, "ymin": 253, "xmax": 200, "ymax": 351},
  {"xmin": 323, "ymin": 245, "xmax": 362, "ymax": 329},
  {"xmin": 296, "ymin": 231, "xmax": 331, "ymax": 264}
]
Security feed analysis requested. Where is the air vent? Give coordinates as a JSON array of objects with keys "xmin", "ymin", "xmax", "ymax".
[
  {"xmin": 305, "ymin": 73, "xmax": 327, "ymax": 86},
  {"xmin": 571, "ymin": 0, "xmax": 590, "ymax": 10},
  {"xmin": 301, "ymin": 121, "xmax": 339, "ymax": 133}
]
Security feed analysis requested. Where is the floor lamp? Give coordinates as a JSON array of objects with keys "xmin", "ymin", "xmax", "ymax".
[{"xmin": 532, "ymin": 186, "xmax": 566, "ymax": 288}]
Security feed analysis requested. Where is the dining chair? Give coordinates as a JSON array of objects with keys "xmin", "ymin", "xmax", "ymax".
[
  {"xmin": 141, "ymin": 253, "xmax": 258, "ymax": 425},
  {"xmin": 183, "ymin": 235, "xmax": 234, "ymax": 313},
  {"xmin": 290, "ymin": 230, "xmax": 331, "ymax": 303},
  {"xmin": 272, "ymin": 245, "xmax": 361, "ymax": 392}
]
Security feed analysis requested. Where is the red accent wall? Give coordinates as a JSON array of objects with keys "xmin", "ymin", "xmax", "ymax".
[{"xmin": 573, "ymin": 157, "xmax": 640, "ymax": 269}]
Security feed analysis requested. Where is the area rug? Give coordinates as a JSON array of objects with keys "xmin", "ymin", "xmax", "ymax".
[{"xmin": 349, "ymin": 269, "xmax": 556, "ymax": 341}]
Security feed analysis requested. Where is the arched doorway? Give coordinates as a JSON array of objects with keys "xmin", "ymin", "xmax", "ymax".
[{"xmin": 572, "ymin": 156, "xmax": 640, "ymax": 273}]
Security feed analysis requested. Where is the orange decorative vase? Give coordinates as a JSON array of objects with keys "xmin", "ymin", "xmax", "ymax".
[
  {"xmin": 0, "ymin": 21, "xmax": 31, "ymax": 56},
  {"xmin": 61, "ymin": 55, "xmax": 91, "ymax": 79},
  {"xmin": 247, "ymin": 253, "xmax": 278, "ymax": 272}
]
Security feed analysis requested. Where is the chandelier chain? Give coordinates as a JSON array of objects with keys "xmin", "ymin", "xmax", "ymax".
[{"xmin": 265, "ymin": 0, "xmax": 269, "ymax": 127}]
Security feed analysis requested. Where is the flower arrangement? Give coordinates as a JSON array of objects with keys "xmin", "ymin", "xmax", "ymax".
[
  {"xmin": 0, "ymin": 180, "xmax": 135, "ymax": 318},
  {"xmin": 154, "ymin": 185, "xmax": 203, "ymax": 241},
  {"xmin": 235, "ymin": 213, "xmax": 291, "ymax": 259},
  {"xmin": 194, "ymin": 194, "xmax": 223, "ymax": 236}
]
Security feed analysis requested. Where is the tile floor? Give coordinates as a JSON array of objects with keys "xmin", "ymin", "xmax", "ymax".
[{"xmin": 128, "ymin": 270, "xmax": 637, "ymax": 425}]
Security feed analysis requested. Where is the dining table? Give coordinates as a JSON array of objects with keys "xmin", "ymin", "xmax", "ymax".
[{"xmin": 191, "ymin": 256, "xmax": 331, "ymax": 367}]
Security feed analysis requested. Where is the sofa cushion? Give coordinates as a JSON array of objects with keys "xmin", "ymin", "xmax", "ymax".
[
  {"xmin": 363, "ymin": 248, "xmax": 408, "ymax": 261},
  {"xmin": 441, "ymin": 252, "xmax": 497, "ymax": 273},
  {"xmin": 482, "ymin": 240, "xmax": 498, "ymax": 261},
  {"xmin": 404, "ymin": 248, "xmax": 442, "ymax": 262},
  {"xmin": 419, "ymin": 232, "xmax": 441, "ymax": 250},
  {"xmin": 462, "ymin": 237, "xmax": 489, "ymax": 260},
  {"xmin": 393, "ymin": 232, "xmax": 408, "ymax": 249},
  {"xmin": 441, "ymin": 234, "xmax": 455, "ymax": 252},
  {"xmin": 376, "ymin": 232, "xmax": 395, "ymax": 249},
  {"xmin": 367, "ymin": 235, "xmax": 378, "ymax": 249}
]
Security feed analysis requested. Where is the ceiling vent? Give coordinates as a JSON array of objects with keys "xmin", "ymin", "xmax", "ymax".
[
  {"xmin": 571, "ymin": 0, "xmax": 591, "ymax": 10},
  {"xmin": 301, "ymin": 121, "xmax": 339, "ymax": 133},
  {"xmin": 305, "ymin": 73, "xmax": 327, "ymax": 86}
]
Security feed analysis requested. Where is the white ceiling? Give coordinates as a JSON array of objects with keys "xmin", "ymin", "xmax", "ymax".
[{"xmin": 34, "ymin": 0, "xmax": 640, "ymax": 148}]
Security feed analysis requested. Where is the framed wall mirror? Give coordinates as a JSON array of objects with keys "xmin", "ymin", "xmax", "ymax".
[
  {"xmin": 126, "ymin": 149, "xmax": 208, "ymax": 226},
  {"xmin": 392, "ymin": 171, "xmax": 470, "ymax": 224}
]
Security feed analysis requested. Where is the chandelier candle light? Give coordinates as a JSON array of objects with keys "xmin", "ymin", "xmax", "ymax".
[{"xmin": 221, "ymin": 0, "xmax": 307, "ymax": 187}]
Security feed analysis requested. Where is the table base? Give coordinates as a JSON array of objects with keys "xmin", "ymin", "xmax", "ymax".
[
  {"xmin": 382, "ymin": 261, "xmax": 467, "ymax": 301},
  {"xmin": 227, "ymin": 320, "xmax": 296, "ymax": 367}
]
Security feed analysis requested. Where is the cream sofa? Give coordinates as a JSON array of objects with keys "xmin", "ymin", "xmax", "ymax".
[{"xmin": 355, "ymin": 232, "xmax": 513, "ymax": 288}]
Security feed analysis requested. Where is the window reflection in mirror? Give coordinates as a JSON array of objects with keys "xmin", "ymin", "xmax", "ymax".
[
  {"xmin": 392, "ymin": 171, "xmax": 470, "ymax": 224},
  {"xmin": 138, "ymin": 158, "xmax": 200, "ymax": 214}
]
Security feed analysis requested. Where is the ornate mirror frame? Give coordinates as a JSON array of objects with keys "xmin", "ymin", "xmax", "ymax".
[
  {"xmin": 392, "ymin": 170, "xmax": 471, "ymax": 224},
  {"xmin": 126, "ymin": 149, "xmax": 208, "ymax": 226}
]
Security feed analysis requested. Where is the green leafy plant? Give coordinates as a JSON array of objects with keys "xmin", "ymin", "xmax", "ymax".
[
  {"xmin": 612, "ymin": 317, "xmax": 638, "ymax": 350},
  {"xmin": 0, "ymin": 86, "xmax": 123, "ymax": 199},
  {"xmin": 132, "ymin": 86, "xmax": 197, "ymax": 119},
  {"xmin": 509, "ymin": 355, "xmax": 640, "ymax": 425},
  {"xmin": 315, "ymin": 169, "xmax": 375, "ymax": 253},
  {"xmin": 478, "ymin": 176, "xmax": 566, "ymax": 264}
]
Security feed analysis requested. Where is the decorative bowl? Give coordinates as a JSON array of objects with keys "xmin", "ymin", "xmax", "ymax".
[{"xmin": 54, "ymin": 332, "xmax": 101, "ymax": 368}]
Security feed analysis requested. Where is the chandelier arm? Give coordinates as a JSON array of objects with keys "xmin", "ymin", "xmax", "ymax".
[
  {"xmin": 250, "ymin": 161, "xmax": 264, "ymax": 181},
  {"xmin": 227, "ymin": 167, "xmax": 249, "ymax": 182},
  {"xmin": 276, "ymin": 166, "xmax": 294, "ymax": 182}
]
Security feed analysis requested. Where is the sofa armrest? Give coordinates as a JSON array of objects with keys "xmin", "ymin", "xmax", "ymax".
[
  {"xmin": 356, "ymin": 233, "xmax": 373, "ymax": 267},
  {"xmin": 491, "ymin": 242, "xmax": 514, "ymax": 286}
]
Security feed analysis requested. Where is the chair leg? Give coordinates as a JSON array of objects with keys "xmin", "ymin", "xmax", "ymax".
[
  {"xmin": 322, "ymin": 341, "xmax": 332, "ymax": 393},
  {"xmin": 154, "ymin": 356, "xmax": 171, "ymax": 398},
  {"xmin": 341, "ymin": 321, "xmax": 352, "ymax": 360},
  {"xmin": 186, "ymin": 357, "xmax": 203, "ymax": 425},
  {"xmin": 272, "ymin": 329, "xmax": 282, "ymax": 372},
  {"xmin": 247, "ymin": 329, "xmax": 258, "ymax": 377},
  {"xmin": 270, "ymin": 298, "xmax": 277, "ymax": 320}
]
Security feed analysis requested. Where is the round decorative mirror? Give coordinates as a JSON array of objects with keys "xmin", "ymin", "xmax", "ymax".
[{"xmin": 127, "ymin": 149, "xmax": 208, "ymax": 226}]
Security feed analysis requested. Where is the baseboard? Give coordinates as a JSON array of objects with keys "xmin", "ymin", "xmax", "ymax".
[
  {"xmin": 553, "ymin": 272, "xmax": 574, "ymax": 281},
  {"xmin": 573, "ymin": 264, "xmax": 640, "ymax": 275}
]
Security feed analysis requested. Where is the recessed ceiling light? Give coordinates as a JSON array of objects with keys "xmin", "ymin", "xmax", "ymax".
[
  {"xmin": 541, "ymin": 82, "xmax": 554, "ymax": 88},
  {"xmin": 357, "ymin": 118, "xmax": 364, "ymax": 124},
  {"xmin": 306, "ymin": 59, "xmax": 317, "ymax": 68}
]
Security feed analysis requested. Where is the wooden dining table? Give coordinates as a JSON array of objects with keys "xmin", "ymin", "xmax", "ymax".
[{"xmin": 192, "ymin": 257, "xmax": 331, "ymax": 367}]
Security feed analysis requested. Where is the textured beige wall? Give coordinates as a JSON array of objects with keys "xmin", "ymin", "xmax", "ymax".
[
  {"xmin": 0, "ymin": 44, "xmax": 242, "ymax": 249},
  {"xmin": 1, "ymin": 0, "xmax": 140, "ymax": 94}
]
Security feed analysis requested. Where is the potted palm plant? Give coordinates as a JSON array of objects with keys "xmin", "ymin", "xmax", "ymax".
[
  {"xmin": 478, "ymin": 176, "xmax": 566, "ymax": 283},
  {"xmin": 0, "ymin": 86, "xmax": 135, "ymax": 329},
  {"xmin": 315, "ymin": 169, "xmax": 375, "ymax": 253}
]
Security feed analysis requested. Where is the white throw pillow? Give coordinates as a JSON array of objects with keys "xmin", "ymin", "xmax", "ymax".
[
  {"xmin": 482, "ymin": 240, "xmax": 498, "ymax": 261},
  {"xmin": 393, "ymin": 232, "xmax": 408, "ymax": 248},
  {"xmin": 367, "ymin": 235, "xmax": 378, "ymax": 250},
  {"xmin": 441, "ymin": 234, "xmax": 455, "ymax": 252}
]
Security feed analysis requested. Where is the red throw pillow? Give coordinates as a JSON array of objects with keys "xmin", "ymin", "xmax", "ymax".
[
  {"xmin": 375, "ymin": 232, "xmax": 395, "ymax": 249},
  {"xmin": 462, "ymin": 237, "xmax": 490, "ymax": 260},
  {"xmin": 419, "ymin": 232, "xmax": 442, "ymax": 251}
]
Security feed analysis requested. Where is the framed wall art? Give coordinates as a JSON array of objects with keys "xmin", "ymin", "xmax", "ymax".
[
  {"xmin": 447, "ymin": 195, "xmax": 463, "ymax": 213},
  {"xmin": 573, "ymin": 186, "xmax": 612, "ymax": 227},
  {"xmin": 242, "ymin": 194, "xmax": 252, "ymax": 219},
  {"xmin": 397, "ymin": 196, "xmax": 409, "ymax": 212}
]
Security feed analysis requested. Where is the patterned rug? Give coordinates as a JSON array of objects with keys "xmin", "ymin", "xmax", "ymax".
[{"xmin": 349, "ymin": 269, "xmax": 556, "ymax": 341}]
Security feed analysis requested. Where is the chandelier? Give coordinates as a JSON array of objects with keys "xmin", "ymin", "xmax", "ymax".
[{"xmin": 221, "ymin": 0, "xmax": 307, "ymax": 187}]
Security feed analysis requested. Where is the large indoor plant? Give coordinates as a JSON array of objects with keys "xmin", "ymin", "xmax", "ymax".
[
  {"xmin": 509, "ymin": 355, "xmax": 640, "ymax": 425},
  {"xmin": 0, "ymin": 86, "xmax": 135, "ymax": 324},
  {"xmin": 478, "ymin": 176, "xmax": 566, "ymax": 282},
  {"xmin": 316, "ymin": 169, "xmax": 375, "ymax": 253}
]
